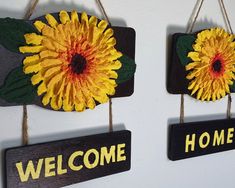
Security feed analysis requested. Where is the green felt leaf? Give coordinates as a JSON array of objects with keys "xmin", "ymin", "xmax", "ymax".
[
  {"xmin": 176, "ymin": 35, "xmax": 196, "ymax": 66},
  {"xmin": 116, "ymin": 55, "xmax": 136, "ymax": 84},
  {"xmin": 0, "ymin": 18, "xmax": 37, "ymax": 53},
  {"xmin": 0, "ymin": 67, "xmax": 37, "ymax": 104},
  {"xmin": 230, "ymin": 81, "xmax": 235, "ymax": 92}
]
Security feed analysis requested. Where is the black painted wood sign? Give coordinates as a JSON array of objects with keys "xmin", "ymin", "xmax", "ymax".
[
  {"xmin": 5, "ymin": 130, "xmax": 131, "ymax": 188},
  {"xmin": 168, "ymin": 119, "xmax": 235, "ymax": 160}
]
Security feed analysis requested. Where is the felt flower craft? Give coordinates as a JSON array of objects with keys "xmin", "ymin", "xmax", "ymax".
[
  {"xmin": 19, "ymin": 11, "xmax": 123, "ymax": 111},
  {"xmin": 186, "ymin": 28, "xmax": 235, "ymax": 101},
  {"xmin": 172, "ymin": 27, "xmax": 235, "ymax": 101},
  {"xmin": 0, "ymin": 10, "xmax": 136, "ymax": 111}
]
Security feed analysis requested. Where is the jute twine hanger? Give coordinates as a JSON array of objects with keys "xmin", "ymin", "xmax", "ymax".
[
  {"xmin": 179, "ymin": 0, "xmax": 233, "ymax": 123},
  {"xmin": 22, "ymin": 0, "xmax": 114, "ymax": 146},
  {"xmin": 96, "ymin": 0, "xmax": 114, "ymax": 132},
  {"xmin": 22, "ymin": 0, "xmax": 39, "ymax": 146}
]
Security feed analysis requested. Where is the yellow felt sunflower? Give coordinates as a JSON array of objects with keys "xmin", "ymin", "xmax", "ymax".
[
  {"xmin": 19, "ymin": 10, "xmax": 122, "ymax": 111},
  {"xmin": 186, "ymin": 28, "xmax": 235, "ymax": 101}
]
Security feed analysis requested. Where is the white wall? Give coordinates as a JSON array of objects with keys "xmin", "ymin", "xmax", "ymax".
[{"xmin": 0, "ymin": 0, "xmax": 235, "ymax": 187}]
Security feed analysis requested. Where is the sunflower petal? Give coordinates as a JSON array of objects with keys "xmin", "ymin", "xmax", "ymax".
[
  {"xmin": 24, "ymin": 63, "xmax": 41, "ymax": 74},
  {"xmin": 186, "ymin": 62, "xmax": 199, "ymax": 71},
  {"xmin": 63, "ymin": 82, "xmax": 74, "ymax": 111},
  {"xmin": 191, "ymin": 84, "xmax": 199, "ymax": 95},
  {"xmin": 74, "ymin": 89, "xmax": 86, "ymax": 112},
  {"xmin": 59, "ymin": 10, "xmax": 70, "ymax": 24},
  {"xmin": 81, "ymin": 12, "xmax": 89, "ymax": 28},
  {"xmin": 196, "ymin": 88, "xmax": 203, "ymax": 100},
  {"xmin": 40, "ymin": 50, "xmax": 59, "ymax": 59},
  {"xmin": 71, "ymin": 10, "xmax": 79, "ymax": 23},
  {"xmin": 89, "ymin": 16, "xmax": 98, "ymax": 27},
  {"xmin": 42, "ymin": 90, "xmax": 53, "ymax": 105},
  {"xmin": 188, "ymin": 81, "xmax": 196, "ymax": 90},
  {"xmin": 24, "ymin": 33, "xmax": 44, "ymax": 45},
  {"xmin": 31, "ymin": 72, "xmax": 43, "ymax": 85},
  {"xmin": 47, "ymin": 72, "xmax": 65, "ymax": 89},
  {"xmin": 19, "ymin": 46, "xmax": 44, "ymax": 53},
  {"xmin": 37, "ymin": 82, "xmax": 47, "ymax": 95},
  {"xmin": 188, "ymin": 52, "xmax": 200, "ymax": 61},
  {"xmin": 34, "ymin": 21, "xmax": 47, "ymax": 32},
  {"xmin": 23, "ymin": 55, "xmax": 40, "ymax": 65},
  {"xmin": 43, "ymin": 66, "xmax": 61, "ymax": 78},
  {"xmin": 40, "ymin": 59, "xmax": 63, "ymax": 68},
  {"xmin": 98, "ymin": 20, "xmax": 108, "ymax": 32},
  {"xmin": 45, "ymin": 14, "xmax": 58, "ymax": 28}
]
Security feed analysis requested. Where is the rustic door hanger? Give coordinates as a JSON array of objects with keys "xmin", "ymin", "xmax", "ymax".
[
  {"xmin": 2, "ymin": 0, "xmax": 136, "ymax": 187},
  {"xmin": 167, "ymin": 0, "xmax": 235, "ymax": 160}
]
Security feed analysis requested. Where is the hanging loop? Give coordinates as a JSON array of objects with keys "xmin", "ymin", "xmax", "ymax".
[
  {"xmin": 219, "ymin": 0, "xmax": 233, "ymax": 34},
  {"xmin": 180, "ymin": 0, "xmax": 205, "ymax": 123},
  {"xmin": 22, "ymin": 0, "xmax": 39, "ymax": 145},
  {"xmin": 96, "ymin": 0, "xmax": 111, "ymax": 25},
  {"xmin": 96, "ymin": 0, "xmax": 114, "ymax": 132},
  {"xmin": 22, "ymin": 105, "xmax": 28, "ymax": 145},
  {"xmin": 24, "ymin": 0, "xmax": 39, "ymax": 20}
]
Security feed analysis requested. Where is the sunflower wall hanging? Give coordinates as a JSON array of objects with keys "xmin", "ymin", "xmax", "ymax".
[
  {"xmin": 168, "ymin": 28, "xmax": 235, "ymax": 101},
  {"xmin": 0, "ymin": 11, "xmax": 136, "ymax": 112},
  {"xmin": 167, "ymin": 0, "xmax": 235, "ymax": 161},
  {"xmin": 2, "ymin": 8, "xmax": 136, "ymax": 188}
]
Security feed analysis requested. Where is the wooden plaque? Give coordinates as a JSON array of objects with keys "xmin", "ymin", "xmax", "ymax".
[
  {"xmin": 168, "ymin": 119, "xmax": 235, "ymax": 160},
  {"xmin": 5, "ymin": 130, "xmax": 131, "ymax": 188}
]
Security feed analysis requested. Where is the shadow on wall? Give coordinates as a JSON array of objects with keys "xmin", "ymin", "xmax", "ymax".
[
  {"xmin": 0, "ymin": 123, "xmax": 126, "ymax": 188},
  {"xmin": 0, "ymin": 1, "xmax": 127, "ymax": 27}
]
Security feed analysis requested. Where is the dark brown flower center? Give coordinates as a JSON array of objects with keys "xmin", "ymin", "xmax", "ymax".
[
  {"xmin": 212, "ymin": 60, "xmax": 222, "ymax": 73},
  {"xmin": 70, "ymin": 53, "xmax": 87, "ymax": 74}
]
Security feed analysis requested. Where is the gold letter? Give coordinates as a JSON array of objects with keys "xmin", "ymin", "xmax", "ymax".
[
  {"xmin": 100, "ymin": 146, "xmax": 116, "ymax": 165},
  {"xmin": 57, "ymin": 155, "xmax": 67, "ymax": 175},
  {"xmin": 84, "ymin": 149, "xmax": 99, "ymax": 169},
  {"xmin": 213, "ymin": 130, "xmax": 225, "ymax": 146},
  {"xmin": 199, "ymin": 132, "xmax": 210, "ymax": 148},
  {"xmin": 227, "ymin": 128, "xmax": 234, "ymax": 144},
  {"xmin": 16, "ymin": 159, "xmax": 43, "ymax": 182},
  {"xmin": 117, "ymin": 144, "xmax": 126, "ymax": 162},
  {"xmin": 185, "ymin": 134, "xmax": 196, "ymax": 153},
  {"xmin": 68, "ymin": 151, "xmax": 84, "ymax": 171},
  {"xmin": 45, "ymin": 157, "xmax": 56, "ymax": 177}
]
